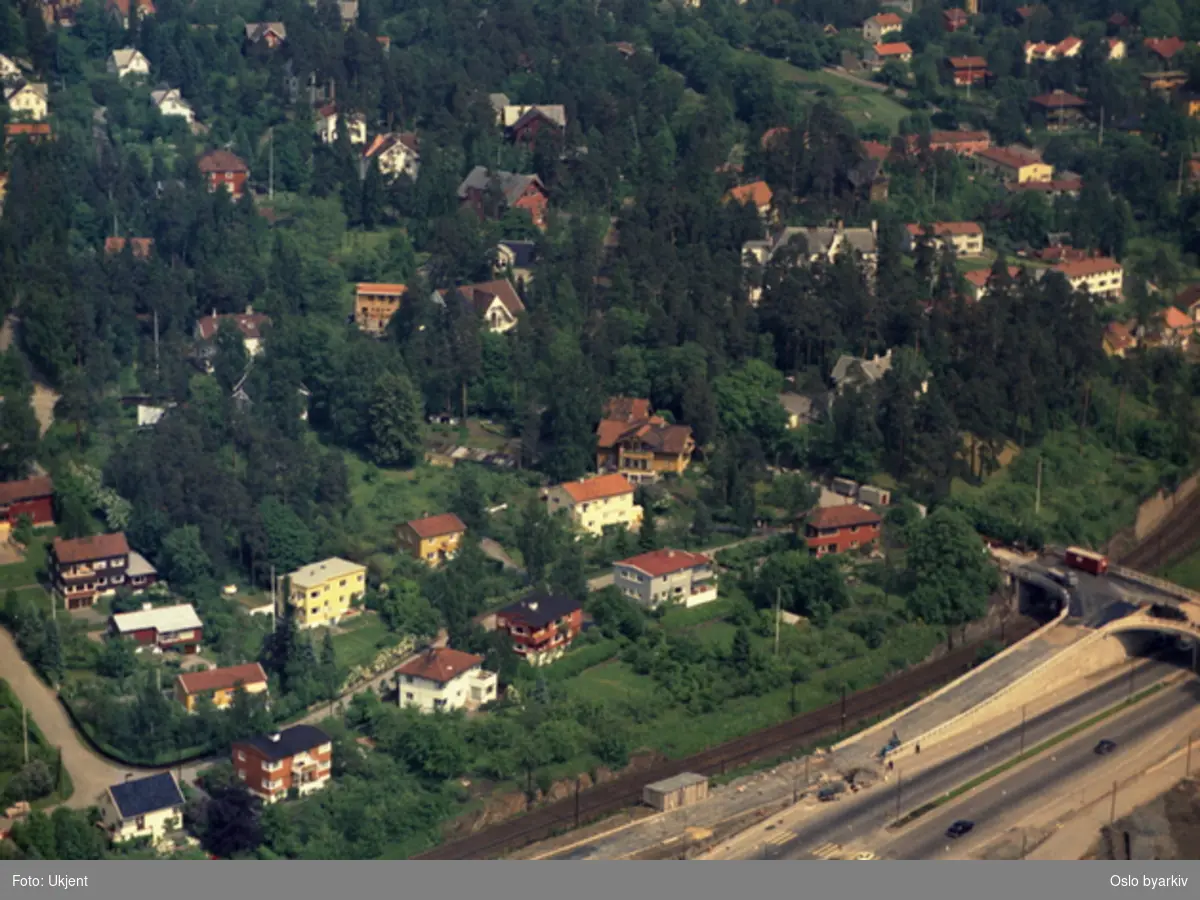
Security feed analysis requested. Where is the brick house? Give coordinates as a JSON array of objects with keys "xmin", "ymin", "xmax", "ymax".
[
  {"xmin": 175, "ymin": 662, "xmax": 269, "ymax": 712},
  {"xmin": 0, "ymin": 475, "xmax": 54, "ymax": 538},
  {"xmin": 197, "ymin": 149, "xmax": 250, "ymax": 199},
  {"xmin": 109, "ymin": 603, "xmax": 203, "ymax": 654},
  {"xmin": 232, "ymin": 725, "xmax": 332, "ymax": 804},
  {"xmin": 456, "ymin": 166, "xmax": 549, "ymax": 229},
  {"xmin": 51, "ymin": 533, "xmax": 131, "ymax": 609},
  {"xmin": 394, "ymin": 647, "xmax": 497, "ymax": 712},
  {"xmin": 803, "ymin": 505, "xmax": 882, "ymax": 557},
  {"xmin": 397, "ymin": 513, "xmax": 467, "ymax": 567},
  {"xmin": 496, "ymin": 593, "xmax": 583, "ymax": 666},
  {"xmin": 613, "ymin": 548, "xmax": 717, "ymax": 609}
]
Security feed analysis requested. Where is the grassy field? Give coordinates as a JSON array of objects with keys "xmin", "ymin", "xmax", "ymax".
[
  {"xmin": 0, "ymin": 679, "xmax": 74, "ymax": 806},
  {"xmin": 0, "ymin": 535, "xmax": 50, "ymax": 591},
  {"xmin": 1160, "ymin": 549, "xmax": 1200, "ymax": 592},
  {"xmin": 330, "ymin": 612, "xmax": 400, "ymax": 670},
  {"xmin": 757, "ymin": 58, "xmax": 911, "ymax": 134}
]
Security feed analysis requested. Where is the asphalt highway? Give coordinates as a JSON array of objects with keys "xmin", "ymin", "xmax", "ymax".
[
  {"xmin": 760, "ymin": 659, "xmax": 1180, "ymax": 859},
  {"xmin": 881, "ymin": 677, "xmax": 1200, "ymax": 859}
]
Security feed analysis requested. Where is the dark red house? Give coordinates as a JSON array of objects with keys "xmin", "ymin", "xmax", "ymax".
[
  {"xmin": 108, "ymin": 603, "xmax": 203, "ymax": 653},
  {"xmin": 495, "ymin": 593, "xmax": 583, "ymax": 666},
  {"xmin": 197, "ymin": 149, "xmax": 250, "ymax": 199},
  {"xmin": 51, "ymin": 532, "xmax": 131, "ymax": 609},
  {"xmin": 508, "ymin": 105, "xmax": 566, "ymax": 147},
  {"xmin": 804, "ymin": 505, "xmax": 882, "ymax": 558},
  {"xmin": 456, "ymin": 166, "xmax": 549, "ymax": 229},
  {"xmin": 0, "ymin": 476, "xmax": 54, "ymax": 535}
]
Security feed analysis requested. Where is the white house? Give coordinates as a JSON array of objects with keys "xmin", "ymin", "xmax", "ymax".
[
  {"xmin": 108, "ymin": 48, "xmax": 150, "ymax": 79},
  {"xmin": 862, "ymin": 12, "xmax": 903, "ymax": 43},
  {"xmin": 499, "ymin": 103, "xmax": 566, "ymax": 129},
  {"xmin": 0, "ymin": 54, "xmax": 21, "ymax": 84},
  {"xmin": 613, "ymin": 548, "xmax": 717, "ymax": 609},
  {"xmin": 394, "ymin": 647, "xmax": 498, "ymax": 712},
  {"xmin": 361, "ymin": 131, "xmax": 419, "ymax": 179},
  {"xmin": 314, "ymin": 103, "xmax": 366, "ymax": 145},
  {"xmin": 150, "ymin": 88, "xmax": 194, "ymax": 124},
  {"xmin": 434, "ymin": 279, "xmax": 525, "ymax": 334},
  {"xmin": 4, "ymin": 81, "xmax": 48, "ymax": 121},
  {"xmin": 100, "ymin": 772, "xmax": 184, "ymax": 846}
]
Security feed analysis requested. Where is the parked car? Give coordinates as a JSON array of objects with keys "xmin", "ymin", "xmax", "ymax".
[
  {"xmin": 945, "ymin": 820, "xmax": 975, "ymax": 838},
  {"xmin": 1149, "ymin": 603, "xmax": 1188, "ymax": 622}
]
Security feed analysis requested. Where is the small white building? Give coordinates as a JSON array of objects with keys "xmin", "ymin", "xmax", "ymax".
[
  {"xmin": 314, "ymin": 103, "xmax": 366, "ymax": 145},
  {"xmin": 4, "ymin": 81, "xmax": 48, "ymax": 121},
  {"xmin": 613, "ymin": 548, "xmax": 717, "ymax": 609},
  {"xmin": 0, "ymin": 54, "xmax": 21, "ymax": 85},
  {"xmin": 361, "ymin": 131, "xmax": 419, "ymax": 179},
  {"xmin": 151, "ymin": 88, "xmax": 194, "ymax": 124},
  {"xmin": 100, "ymin": 772, "xmax": 184, "ymax": 845},
  {"xmin": 394, "ymin": 647, "xmax": 498, "ymax": 712},
  {"xmin": 108, "ymin": 48, "xmax": 150, "ymax": 79}
]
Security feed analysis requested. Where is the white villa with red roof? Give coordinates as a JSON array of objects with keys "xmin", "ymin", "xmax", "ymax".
[
  {"xmin": 395, "ymin": 647, "xmax": 497, "ymax": 712},
  {"xmin": 543, "ymin": 473, "xmax": 643, "ymax": 537},
  {"xmin": 613, "ymin": 548, "xmax": 717, "ymax": 609}
]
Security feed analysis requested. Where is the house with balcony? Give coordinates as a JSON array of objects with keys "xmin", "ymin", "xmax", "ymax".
[
  {"xmin": 544, "ymin": 473, "xmax": 643, "ymax": 537},
  {"xmin": 496, "ymin": 593, "xmax": 583, "ymax": 666},
  {"xmin": 613, "ymin": 549, "xmax": 717, "ymax": 609},
  {"xmin": 394, "ymin": 647, "xmax": 497, "ymax": 712},
  {"xmin": 50, "ymin": 532, "xmax": 132, "ymax": 609},
  {"xmin": 0, "ymin": 475, "xmax": 54, "ymax": 539},
  {"xmin": 287, "ymin": 557, "xmax": 366, "ymax": 629},
  {"xmin": 397, "ymin": 513, "xmax": 467, "ymax": 567},
  {"xmin": 354, "ymin": 283, "xmax": 407, "ymax": 335},
  {"xmin": 803, "ymin": 505, "xmax": 882, "ymax": 557},
  {"xmin": 1049, "ymin": 257, "xmax": 1123, "ymax": 300},
  {"xmin": 947, "ymin": 56, "xmax": 989, "ymax": 86},
  {"xmin": 232, "ymin": 725, "xmax": 332, "ymax": 804},
  {"xmin": 100, "ymin": 772, "xmax": 183, "ymax": 845},
  {"xmin": 109, "ymin": 603, "xmax": 202, "ymax": 654},
  {"xmin": 903, "ymin": 221, "xmax": 984, "ymax": 256},
  {"xmin": 595, "ymin": 397, "xmax": 695, "ymax": 484},
  {"xmin": 175, "ymin": 662, "xmax": 269, "ymax": 712}
]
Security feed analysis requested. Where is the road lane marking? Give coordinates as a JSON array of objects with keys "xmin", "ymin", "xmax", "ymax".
[{"xmin": 811, "ymin": 842, "xmax": 842, "ymax": 859}]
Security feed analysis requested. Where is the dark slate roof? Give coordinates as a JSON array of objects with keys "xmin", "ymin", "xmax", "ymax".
[
  {"xmin": 499, "ymin": 592, "xmax": 581, "ymax": 629},
  {"xmin": 109, "ymin": 772, "xmax": 183, "ymax": 819},
  {"xmin": 235, "ymin": 724, "xmax": 330, "ymax": 762}
]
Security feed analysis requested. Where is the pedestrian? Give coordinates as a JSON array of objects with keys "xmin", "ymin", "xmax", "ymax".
[
  {"xmin": 887, "ymin": 760, "xmax": 894, "ymax": 772},
  {"xmin": 915, "ymin": 743, "xmax": 920, "ymax": 755}
]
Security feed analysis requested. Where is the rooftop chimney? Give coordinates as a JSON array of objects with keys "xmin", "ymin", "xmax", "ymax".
[
  {"xmin": 125, "ymin": 773, "xmax": 133, "ymax": 782},
  {"xmin": 269, "ymin": 732, "xmax": 281, "ymax": 742},
  {"xmin": 527, "ymin": 601, "xmax": 539, "ymax": 611}
]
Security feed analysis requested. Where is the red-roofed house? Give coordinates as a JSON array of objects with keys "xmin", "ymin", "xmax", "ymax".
[
  {"xmin": 438, "ymin": 279, "xmax": 526, "ymax": 334},
  {"xmin": 921, "ymin": 130, "xmax": 990, "ymax": 156},
  {"xmin": 1144, "ymin": 37, "xmax": 1187, "ymax": 62},
  {"xmin": 175, "ymin": 663, "xmax": 269, "ymax": 712},
  {"xmin": 1031, "ymin": 90, "xmax": 1087, "ymax": 127},
  {"xmin": 106, "ymin": 0, "xmax": 154, "ymax": 29},
  {"xmin": 1106, "ymin": 38, "xmax": 1127, "ymax": 61},
  {"xmin": 803, "ymin": 505, "xmax": 882, "ymax": 557},
  {"xmin": 943, "ymin": 8, "xmax": 969, "ymax": 32},
  {"xmin": 397, "ymin": 513, "xmax": 467, "ymax": 567},
  {"xmin": 595, "ymin": 397, "xmax": 695, "ymax": 483},
  {"xmin": 0, "ymin": 476, "xmax": 54, "ymax": 538},
  {"xmin": 863, "ymin": 140, "xmax": 890, "ymax": 162},
  {"xmin": 544, "ymin": 473, "xmax": 643, "ymax": 536},
  {"xmin": 362, "ymin": 132, "xmax": 419, "ymax": 180},
  {"xmin": 496, "ymin": 593, "xmax": 584, "ymax": 665},
  {"xmin": 947, "ymin": 56, "xmax": 989, "ymax": 86},
  {"xmin": 197, "ymin": 149, "xmax": 249, "ymax": 198},
  {"xmin": 724, "ymin": 181, "xmax": 774, "ymax": 219},
  {"xmin": 104, "ymin": 237, "xmax": 154, "ymax": 259},
  {"xmin": 1156, "ymin": 306, "xmax": 1194, "ymax": 349},
  {"xmin": 354, "ymin": 283, "xmax": 407, "ymax": 336},
  {"xmin": 613, "ymin": 549, "xmax": 717, "ymax": 608},
  {"xmin": 976, "ymin": 146, "xmax": 1052, "ymax": 183},
  {"xmin": 395, "ymin": 648, "xmax": 497, "ymax": 712},
  {"xmin": 1052, "ymin": 257, "xmax": 1123, "ymax": 299},
  {"xmin": 904, "ymin": 222, "xmax": 984, "ymax": 256},
  {"xmin": 963, "ymin": 265, "xmax": 1022, "ymax": 302},
  {"xmin": 194, "ymin": 309, "xmax": 271, "ymax": 360},
  {"xmin": 863, "ymin": 12, "xmax": 903, "ymax": 43},
  {"xmin": 1103, "ymin": 321, "xmax": 1137, "ymax": 357},
  {"xmin": 866, "ymin": 42, "xmax": 913, "ymax": 68}
]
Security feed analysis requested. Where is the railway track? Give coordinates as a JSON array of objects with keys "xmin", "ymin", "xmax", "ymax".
[
  {"xmin": 1120, "ymin": 499, "xmax": 1200, "ymax": 573},
  {"xmin": 414, "ymin": 616, "xmax": 1039, "ymax": 860}
]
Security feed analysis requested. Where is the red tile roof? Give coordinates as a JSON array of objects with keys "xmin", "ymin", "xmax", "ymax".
[
  {"xmin": 405, "ymin": 512, "xmax": 467, "ymax": 539},
  {"xmin": 5, "ymin": 122, "xmax": 51, "ymax": 138},
  {"xmin": 558, "ymin": 473, "xmax": 635, "ymax": 503},
  {"xmin": 195, "ymin": 311, "xmax": 271, "ymax": 341},
  {"xmin": 616, "ymin": 548, "xmax": 711, "ymax": 577},
  {"xmin": 874, "ymin": 41, "xmax": 913, "ymax": 56},
  {"xmin": 395, "ymin": 648, "xmax": 484, "ymax": 684},
  {"xmin": 965, "ymin": 266, "xmax": 1021, "ymax": 288},
  {"xmin": 53, "ymin": 532, "xmax": 129, "ymax": 564},
  {"xmin": 1144, "ymin": 37, "xmax": 1186, "ymax": 60},
  {"xmin": 197, "ymin": 149, "xmax": 249, "ymax": 174},
  {"xmin": 726, "ymin": 181, "xmax": 773, "ymax": 208},
  {"xmin": 0, "ymin": 475, "xmax": 53, "ymax": 507},
  {"xmin": 906, "ymin": 221, "xmax": 982, "ymax": 237},
  {"xmin": 808, "ymin": 505, "xmax": 882, "ymax": 530},
  {"xmin": 104, "ymin": 237, "xmax": 154, "ymax": 258},
  {"xmin": 1031, "ymin": 90, "xmax": 1086, "ymax": 108},
  {"xmin": 948, "ymin": 55, "xmax": 988, "ymax": 69},
  {"xmin": 863, "ymin": 140, "xmax": 890, "ymax": 161},
  {"xmin": 1054, "ymin": 257, "xmax": 1121, "ymax": 278},
  {"xmin": 977, "ymin": 146, "xmax": 1043, "ymax": 169},
  {"xmin": 604, "ymin": 397, "xmax": 652, "ymax": 422},
  {"xmin": 176, "ymin": 663, "xmax": 268, "ymax": 697},
  {"xmin": 446, "ymin": 279, "xmax": 526, "ymax": 318},
  {"xmin": 871, "ymin": 12, "xmax": 903, "ymax": 26},
  {"xmin": 1105, "ymin": 321, "xmax": 1136, "ymax": 351},
  {"xmin": 1161, "ymin": 306, "xmax": 1192, "ymax": 330},
  {"xmin": 930, "ymin": 130, "xmax": 990, "ymax": 146},
  {"xmin": 356, "ymin": 282, "xmax": 408, "ymax": 297},
  {"xmin": 1055, "ymin": 36, "xmax": 1082, "ymax": 55}
]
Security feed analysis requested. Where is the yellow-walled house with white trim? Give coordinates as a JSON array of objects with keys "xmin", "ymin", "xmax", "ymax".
[{"xmin": 288, "ymin": 557, "xmax": 366, "ymax": 629}]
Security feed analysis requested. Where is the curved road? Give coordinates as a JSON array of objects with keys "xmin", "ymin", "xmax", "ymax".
[{"xmin": 760, "ymin": 659, "xmax": 1179, "ymax": 859}]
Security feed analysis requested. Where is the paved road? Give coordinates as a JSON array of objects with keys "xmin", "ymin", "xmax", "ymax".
[
  {"xmin": 882, "ymin": 677, "xmax": 1200, "ymax": 859},
  {"xmin": 758, "ymin": 659, "xmax": 1179, "ymax": 859}
]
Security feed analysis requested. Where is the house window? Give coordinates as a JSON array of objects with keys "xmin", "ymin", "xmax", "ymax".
[
  {"xmin": 405, "ymin": 692, "xmax": 414, "ymax": 701},
  {"xmin": 236, "ymin": 750, "xmax": 245, "ymax": 762},
  {"xmin": 136, "ymin": 816, "xmax": 146, "ymax": 830}
]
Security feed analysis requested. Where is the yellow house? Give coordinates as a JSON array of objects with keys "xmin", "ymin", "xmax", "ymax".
[
  {"xmin": 975, "ymin": 146, "xmax": 1053, "ymax": 184},
  {"xmin": 288, "ymin": 557, "xmax": 367, "ymax": 629},
  {"xmin": 397, "ymin": 512, "xmax": 467, "ymax": 567},
  {"xmin": 174, "ymin": 662, "xmax": 269, "ymax": 712},
  {"xmin": 544, "ymin": 473, "xmax": 643, "ymax": 537}
]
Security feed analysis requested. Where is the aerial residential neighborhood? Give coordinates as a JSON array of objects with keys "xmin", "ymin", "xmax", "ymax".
[{"xmin": 2, "ymin": 0, "xmax": 1200, "ymax": 873}]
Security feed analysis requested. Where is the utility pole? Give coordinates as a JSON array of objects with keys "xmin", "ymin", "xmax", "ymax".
[
  {"xmin": 1109, "ymin": 780, "xmax": 1118, "ymax": 824},
  {"xmin": 1098, "ymin": 105, "xmax": 1105, "ymax": 147},
  {"xmin": 1034, "ymin": 458, "xmax": 1043, "ymax": 515},
  {"xmin": 269, "ymin": 127, "xmax": 275, "ymax": 200},
  {"xmin": 1187, "ymin": 734, "xmax": 1193, "ymax": 776},
  {"xmin": 895, "ymin": 769, "xmax": 902, "ymax": 818},
  {"xmin": 575, "ymin": 777, "xmax": 582, "ymax": 828},
  {"xmin": 774, "ymin": 588, "xmax": 782, "ymax": 657},
  {"xmin": 23, "ymin": 704, "xmax": 29, "ymax": 764},
  {"xmin": 1019, "ymin": 704, "xmax": 1027, "ymax": 754},
  {"xmin": 840, "ymin": 686, "xmax": 847, "ymax": 733}
]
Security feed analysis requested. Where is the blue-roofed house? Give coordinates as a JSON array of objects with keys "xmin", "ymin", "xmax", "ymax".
[{"xmin": 100, "ymin": 771, "xmax": 184, "ymax": 843}]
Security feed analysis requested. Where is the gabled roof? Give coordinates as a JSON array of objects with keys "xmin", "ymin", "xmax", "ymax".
[
  {"xmin": 831, "ymin": 351, "xmax": 892, "ymax": 386},
  {"xmin": 446, "ymin": 279, "xmax": 526, "ymax": 318},
  {"xmin": 244, "ymin": 21, "xmax": 287, "ymax": 42},
  {"xmin": 1031, "ymin": 90, "xmax": 1086, "ymax": 108},
  {"xmin": 498, "ymin": 592, "xmax": 581, "ymax": 629},
  {"xmin": 977, "ymin": 146, "xmax": 1043, "ymax": 169},
  {"xmin": 1144, "ymin": 37, "xmax": 1186, "ymax": 60},
  {"xmin": 873, "ymin": 41, "xmax": 913, "ymax": 56},
  {"xmin": 108, "ymin": 772, "xmax": 181, "ymax": 820},
  {"xmin": 929, "ymin": 129, "xmax": 990, "ymax": 146},
  {"xmin": 362, "ymin": 131, "xmax": 419, "ymax": 160},
  {"xmin": 862, "ymin": 140, "xmax": 890, "ymax": 161},
  {"xmin": 151, "ymin": 88, "xmax": 191, "ymax": 110},
  {"xmin": 869, "ymin": 12, "xmax": 903, "ymax": 26},
  {"xmin": 105, "ymin": 236, "xmax": 154, "ymax": 258},
  {"xmin": 111, "ymin": 603, "xmax": 202, "ymax": 635},
  {"xmin": 4, "ymin": 81, "xmax": 47, "ymax": 102},
  {"xmin": 497, "ymin": 240, "xmax": 536, "ymax": 268},
  {"xmin": 948, "ymin": 55, "xmax": 988, "ymax": 69},
  {"xmin": 1161, "ymin": 306, "xmax": 1191, "ymax": 330},
  {"xmin": 195, "ymin": 311, "xmax": 271, "ymax": 341},
  {"xmin": 1105, "ymin": 321, "xmax": 1136, "ymax": 350},
  {"xmin": 599, "ymin": 419, "xmax": 694, "ymax": 455},
  {"xmin": 616, "ymin": 548, "xmax": 710, "ymax": 577},
  {"xmin": 0, "ymin": 475, "xmax": 53, "ymax": 506},
  {"xmin": 1055, "ymin": 36, "xmax": 1082, "ymax": 55},
  {"xmin": 906, "ymin": 221, "xmax": 982, "ymax": 237},
  {"xmin": 106, "ymin": 0, "xmax": 156, "ymax": 19},
  {"xmin": 557, "ymin": 473, "xmax": 635, "ymax": 503},
  {"xmin": 808, "ymin": 504, "xmax": 882, "ymax": 530},
  {"xmin": 109, "ymin": 48, "xmax": 147, "ymax": 69},
  {"xmin": 943, "ymin": 7, "xmax": 969, "ymax": 22},
  {"xmin": 54, "ymin": 532, "xmax": 129, "ymax": 564},
  {"xmin": 1054, "ymin": 257, "xmax": 1121, "ymax": 278},
  {"xmin": 964, "ymin": 266, "xmax": 1021, "ymax": 288},
  {"xmin": 456, "ymin": 166, "xmax": 546, "ymax": 206},
  {"xmin": 197, "ymin": 148, "xmax": 248, "ymax": 174},
  {"xmin": 405, "ymin": 512, "xmax": 467, "ymax": 539},
  {"xmin": 176, "ymin": 662, "xmax": 268, "ymax": 696},
  {"xmin": 725, "ymin": 181, "xmax": 773, "ymax": 208},
  {"xmin": 4, "ymin": 122, "xmax": 51, "ymax": 138},
  {"xmin": 395, "ymin": 647, "xmax": 484, "ymax": 684},
  {"xmin": 357, "ymin": 282, "xmax": 408, "ymax": 297},
  {"xmin": 234, "ymin": 725, "xmax": 330, "ymax": 761},
  {"xmin": 604, "ymin": 397, "xmax": 652, "ymax": 422},
  {"xmin": 512, "ymin": 104, "xmax": 567, "ymax": 131}
]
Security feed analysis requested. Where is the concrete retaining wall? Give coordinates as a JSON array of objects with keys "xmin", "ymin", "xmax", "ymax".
[
  {"xmin": 1133, "ymin": 473, "xmax": 1200, "ymax": 543},
  {"xmin": 1110, "ymin": 564, "xmax": 1200, "ymax": 605}
]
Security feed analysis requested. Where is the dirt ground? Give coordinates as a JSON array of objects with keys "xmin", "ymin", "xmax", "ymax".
[{"xmin": 1094, "ymin": 779, "xmax": 1200, "ymax": 859}]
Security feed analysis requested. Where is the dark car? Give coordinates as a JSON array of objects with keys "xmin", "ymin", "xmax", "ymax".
[
  {"xmin": 1094, "ymin": 739, "xmax": 1118, "ymax": 755},
  {"xmin": 945, "ymin": 820, "xmax": 975, "ymax": 839}
]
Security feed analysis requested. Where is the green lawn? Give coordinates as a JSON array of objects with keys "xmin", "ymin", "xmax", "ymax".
[
  {"xmin": 1160, "ymin": 548, "xmax": 1200, "ymax": 592},
  {"xmin": 753, "ymin": 57, "xmax": 911, "ymax": 134},
  {"xmin": 330, "ymin": 612, "xmax": 400, "ymax": 670},
  {"xmin": 564, "ymin": 660, "xmax": 654, "ymax": 705},
  {"xmin": 0, "ymin": 535, "xmax": 50, "ymax": 590},
  {"xmin": 659, "ymin": 596, "xmax": 736, "ymax": 632},
  {"xmin": 0, "ymin": 679, "xmax": 74, "ymax": 805}
]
